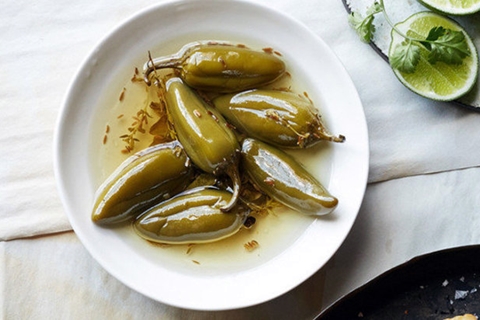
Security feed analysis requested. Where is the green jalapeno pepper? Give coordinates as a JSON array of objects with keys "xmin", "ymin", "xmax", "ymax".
[
  {"xmin": 241, "ymin": 138, "xmax": 338, "ymax": 216},
  {"xmin": 91, "ymin": 141, "xmax": 193, "ymax": 225},
  {"xmin": 134, "ymin": 187, "xmax": 250, "ymax": 244},
  {"xmin": 143, "ymin": 41, "xmax": 286, "ymax": 93},
  {"xmin": 164, "ymin": 77, "xmax": 241, "ymax": 211},
  {"xmin": 213, "ymin": 89, "xmax": 345, "ymax": 148}
]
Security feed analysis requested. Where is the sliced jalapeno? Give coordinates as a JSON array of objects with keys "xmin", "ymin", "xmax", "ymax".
[
  {"xmin": 213, "ymin": 89, "xmax": 345, "ymax": 148},
  {"xmin": 241, "ymin": 138, "xmax": 338, "ymax": 216},
  {"xmin": 143, "ymin": 41, "xmax": 286, "ymax": 92},
  {"xmin": 134, "ymin": 187, "xmax": 250, "ymax": 244},
  {"xmin": 92, "ymin": 141, "xmax": 193, "ymax": 225},
  {"xmin": 164, "ymin": 77, "xmax": 241, "ymax": 211}
]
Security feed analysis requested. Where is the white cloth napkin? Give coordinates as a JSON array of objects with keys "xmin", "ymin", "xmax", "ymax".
[
  {"xmin": 0, "ymin": 0, "xmax": 155, "ymax": 240},
  {"xmin": 1, "ymin": 0, "xmax": 480, "ymax": 241}
]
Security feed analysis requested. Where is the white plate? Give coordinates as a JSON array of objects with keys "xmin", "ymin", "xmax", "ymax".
[{"xmin": 54, "ymin": 0, "xmax": 369, "ymax": 311}]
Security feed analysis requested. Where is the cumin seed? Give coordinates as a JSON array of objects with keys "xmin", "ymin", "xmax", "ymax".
[{"xmin": 119, "ymin": 88, "xmax": 126, "ymax": 101}]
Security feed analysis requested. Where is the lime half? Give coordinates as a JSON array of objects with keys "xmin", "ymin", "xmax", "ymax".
[
  {"xmin": 417, "ymin": 0, "xmax": 480, "ymax": 15},
  {"xmin": 389, "ymin": 12, "xmax": 478, "ymax": 101}
]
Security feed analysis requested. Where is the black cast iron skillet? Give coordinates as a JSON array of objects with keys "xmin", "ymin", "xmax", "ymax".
[{"xmin": 316, "ymin": 245, "xmax": 480, "ymax": 319}]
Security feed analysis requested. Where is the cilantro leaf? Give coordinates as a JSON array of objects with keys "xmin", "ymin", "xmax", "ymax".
[
  {"xmin": 348, "ymin": 12, "xmax": 376, "ymax": 43},
  {"xmin": 389, "ymin": 40, "xmax": 421, "ymax": 73},
  {"xmin": 421, "ymin": 26, "xmax": 470, "ymax": 65},
  {"xmin": 348, "ymin": 2, "xmax": 383, "ymax": 43},
  {"xmin": 366, "ymin": 1, "xmax": 383, "ymax": 15}
]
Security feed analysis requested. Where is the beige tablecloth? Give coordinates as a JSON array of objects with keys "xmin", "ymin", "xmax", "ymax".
[{"xmin": 2, "ymin": 0, "xmax": 480, "ymax": 318}]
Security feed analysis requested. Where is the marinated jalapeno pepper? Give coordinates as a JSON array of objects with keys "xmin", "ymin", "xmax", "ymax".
[
  {"xmin": 134, "ymin": 187, "xmax": 250, "ymax": 244},
  {"xmin": 213, "ymin": 89, "xmax": 345, "ymax": 148},
  {"xmin": 241, "ymin": 138, "xmax": 338, "ymax": 216},
  {"xmin": 164, "ymin": 77, "xmax": 241, "ymax": 211},
  {"xmin": 143, "ymin": 41, "xmax": 286, "ymax": 92},
  {"xmin": 91, "ymin": 141, "xmax": 193, "ymax": 225}
]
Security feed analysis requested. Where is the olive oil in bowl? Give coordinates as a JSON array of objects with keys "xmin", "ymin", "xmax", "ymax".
[{"xmin": 88, "ymin": 40, "xmax": 335, "ymax": 274}]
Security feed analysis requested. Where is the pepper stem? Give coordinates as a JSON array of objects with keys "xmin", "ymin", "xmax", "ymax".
[
  {"xmin": 220, "ymin": 163, "xmax": 242, "ymax": 212},
  {"xmin": 310, "ymin": 114, "xmax": 346, "ymax": 145},
  {"xmin": 313, "ymin": 126, "xmax": 346, "ymax": 143},
  {"xmin": 143, "ymin": 54, "xmax": 181, "ymax": 86}
]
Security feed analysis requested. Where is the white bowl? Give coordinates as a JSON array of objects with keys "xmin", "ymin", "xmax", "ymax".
[{"xmin": 54, "ymin": 0, "xmax": 368, "ymax": 311}]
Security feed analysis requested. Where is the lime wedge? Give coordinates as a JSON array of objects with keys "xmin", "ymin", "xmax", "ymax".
[
  {"xmin": 389, "ymin": 12, "xmax": 478, "ymax": 101},
  {"xmin": 417, "ymin": 0, "xmax": 480, "ymax": 15}
]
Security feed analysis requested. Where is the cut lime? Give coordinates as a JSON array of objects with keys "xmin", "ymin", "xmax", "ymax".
[
  {"xmin": 389, "ymin": 12, "xmax": 478, "ymax": 101},
  {"xmin": 417, "ymin": 0, "xmax": 480, "ymax": 15}
]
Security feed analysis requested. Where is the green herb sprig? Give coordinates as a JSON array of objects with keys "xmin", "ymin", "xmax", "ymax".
[{"xmin": 348, "ymin": 0, "xmax": 471, "ymax": 73}]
